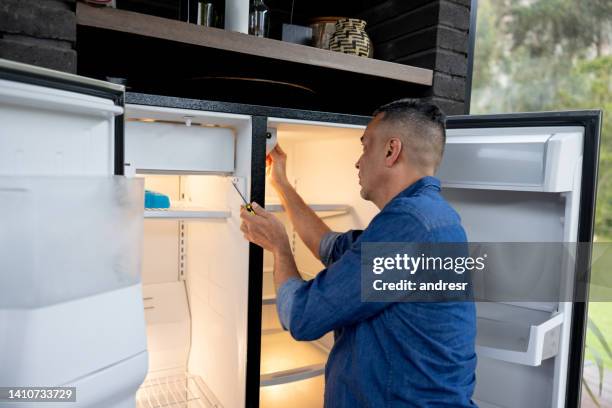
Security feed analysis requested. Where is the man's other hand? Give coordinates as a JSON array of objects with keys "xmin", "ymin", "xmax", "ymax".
[
  {"xmin": 240, "ymin": 202, "xmax": 291, "ymax": 254},
  {"xmin": 267, "ymin": 144, "xmax": 290, "ymax": 190}
]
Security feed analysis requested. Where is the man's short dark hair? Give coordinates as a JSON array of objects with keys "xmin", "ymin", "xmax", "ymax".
[{"xmin": 373, "ymin": 98, "xmax": 447, "ymax": 170}]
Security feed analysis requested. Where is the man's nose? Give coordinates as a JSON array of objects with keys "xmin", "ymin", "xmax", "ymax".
[{"xmin": 355, "ymin": 158, "xmax": 360, "ymax": 169}]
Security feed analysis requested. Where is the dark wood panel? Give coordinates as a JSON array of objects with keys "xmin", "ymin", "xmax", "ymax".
[
  {"xmin": 77, "ymin": 26, "xmax": 430, "ymax": 115},
  {"xmin": 76, "ymin": 3, "xmax": 432, "ymax": 85}
]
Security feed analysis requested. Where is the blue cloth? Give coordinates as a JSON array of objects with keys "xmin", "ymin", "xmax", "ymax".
[
  {"xmin": 144, "ymin": 190, "xmax": 170, "ymax": 209},
  {"xmin": 276, "ymin": 176, "xmax": 477, "ymax": 407}
]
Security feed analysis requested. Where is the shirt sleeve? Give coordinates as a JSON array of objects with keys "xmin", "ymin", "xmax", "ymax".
[
  {"xmin": 276, "ymin": 277, "xmax": 304, "ymax": 331},
  {"xmin": 283, "ymin": 238, "xmax": 388, "ymax": 341},
  {"xmin": 277, "ymin": 229, "xmax": 363, "ymax": 331},
  {"xmin": 319, "ymin": 229, "xmax": 364, "ymax": 267},
  {"xmin": 282, "ymin": 209, "xmax": 431, "ymax": 341}
]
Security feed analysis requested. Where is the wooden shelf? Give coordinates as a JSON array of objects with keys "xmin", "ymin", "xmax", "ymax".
[{"xmin": 76, "ymin": 4, "xmax": 432, "ymax": 86}]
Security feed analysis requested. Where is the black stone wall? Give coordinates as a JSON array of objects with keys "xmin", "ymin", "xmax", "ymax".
[
  {"xmin": 0, "ymin": 0, "xmax": 77, "ymax": 73},
  {"xmin": 360, "ymin": 0, "xmax": 472, "ymax": 114}
]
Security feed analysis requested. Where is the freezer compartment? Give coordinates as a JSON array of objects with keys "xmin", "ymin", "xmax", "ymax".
[
  {"xmin": 125, "ymin": 104, "xmax": 251, "ymax": 175},
  {"xmin": 437, "ymin": 127, "xmax": 583, "ymax": 192},
  {"xmin": 0, "ymin": 176, "xmax": 144, "ymax": 308}
]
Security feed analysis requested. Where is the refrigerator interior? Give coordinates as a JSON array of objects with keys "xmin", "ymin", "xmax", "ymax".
[
  {"xmin": 260, "ymin": 121, "xmax": 586, "ymax": 408},
  {"xmin": 260, "ymin": 120, "xmax": 377, "ymax": 408},
  {"xmin": 125, "ymin": 105, "xmax": 252, "ymax": 408},
  {"xmin": 125, "ymin": 104, "xmax": 587, "ymax": 408}
]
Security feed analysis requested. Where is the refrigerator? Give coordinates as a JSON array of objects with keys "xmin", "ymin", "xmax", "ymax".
[{"xmin": 0, "ymin": 59, "xmax": 601, "ymax": 408}]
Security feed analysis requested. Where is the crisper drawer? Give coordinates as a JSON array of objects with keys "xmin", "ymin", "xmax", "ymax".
[{"xmin": 124, "ymin": 105, "xmax": 252, "ymax": 174}]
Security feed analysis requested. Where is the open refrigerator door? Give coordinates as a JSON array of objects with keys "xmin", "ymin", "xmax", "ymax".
[
  {"xmin": 0, "ymin": 59, "xmax": 148, "ymax": 408},
  {"xmin": 441, "ymin": 112, "xmax": 600, "ymax": 408}
]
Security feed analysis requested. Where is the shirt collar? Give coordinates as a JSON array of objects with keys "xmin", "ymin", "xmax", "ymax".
[
  {"xmin": 378, "ymin": 176, "xmax": 441, "ymax": 214},
  {"xmin": 397, "ymin": 176, "xmax": 441, "ymax": 198}
]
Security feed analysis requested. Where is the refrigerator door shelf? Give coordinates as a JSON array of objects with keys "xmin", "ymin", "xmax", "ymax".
[
  {"xmin": 0, "ymin": 283, "xmax": 147, "ymax": 388},
  {"xmin": 476, "ymin": 306, "xmax": 564, "ymax": 366},
  {"xmin": 64, "ymin": 351, "xmax": 148, "ymax": 408},
  {"xmin": 1, "ymin": 84, "xmax": 122, "ymax": 176},
  {"xmin": 0, "ymin": 176, "xmax": 144, "ymax": 308},
  {"xmin": 437, "ymin": 127, "xmax": 583, "ymax": 192}
]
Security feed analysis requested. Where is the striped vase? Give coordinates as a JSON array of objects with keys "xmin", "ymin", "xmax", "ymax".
[{"xmin": 329, "ymin": 18, "xmax": 373, "ymax": 58}]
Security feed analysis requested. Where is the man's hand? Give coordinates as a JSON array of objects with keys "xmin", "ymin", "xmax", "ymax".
[
  {"xmin": 240, "ymin": 202, "xmax": 291, "ymax": 255},
  {"xmin": 267, "ymin": 144, "xmax": 290, "ymax": 191}
]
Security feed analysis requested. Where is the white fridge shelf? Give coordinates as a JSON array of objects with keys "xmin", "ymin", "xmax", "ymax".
[
  {"xmin": 260, "ymin": 331, "xmax": 327, "ymax": 387},
  {"xmin": 266, "ymin": 203, "xmax": 350, "ymax": 219},
  {"xmin": 260, "ymin": 375, "xmax": 324, "ymax": 408},
  {"xmin": 136, "ymin": 373, "xmax": 220, "ymax": 408},
  {"xmin": 144, "ymin": 207, "xmax": 231, "ymax": 220},
  {"xmin": 262, "ymin": 295, "xmax": 276, "ymax": 305},
  {"xmin": 476, "ymin": 304, "xmax": 564, "ymax": 366}
]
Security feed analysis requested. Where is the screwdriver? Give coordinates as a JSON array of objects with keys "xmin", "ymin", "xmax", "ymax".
[{"xmin": 231, "ymin": 181, "xmax": 255, "ymax": 214}]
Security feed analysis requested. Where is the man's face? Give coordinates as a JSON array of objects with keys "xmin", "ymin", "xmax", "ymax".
[{"xmin": 355, "ymin": 114, "xmax": 388, "ymax": 201}]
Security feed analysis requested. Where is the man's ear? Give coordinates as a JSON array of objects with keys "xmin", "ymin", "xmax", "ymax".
[{"xmin": 385, "ymin": 138, "xmax": 402, "ymax": 166}]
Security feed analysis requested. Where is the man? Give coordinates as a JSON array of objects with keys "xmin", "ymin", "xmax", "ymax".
[{"xmin": 240, "ymin": 99, "xmax": 477, "ymax": 407}]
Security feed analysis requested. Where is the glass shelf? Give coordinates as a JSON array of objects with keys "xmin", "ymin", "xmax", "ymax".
[
  {"xmin": 144, "ymin": 207, "xmax": 230, "ymax": 220},
  {"xmin": 266, "ymin": 203, "xmax": 350, "ymax": 219}
]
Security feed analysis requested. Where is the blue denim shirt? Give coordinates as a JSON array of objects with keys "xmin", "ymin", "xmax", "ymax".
[{"xmin": 277, "ymin": 176, "xmax": 477, "ymax": 407}]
